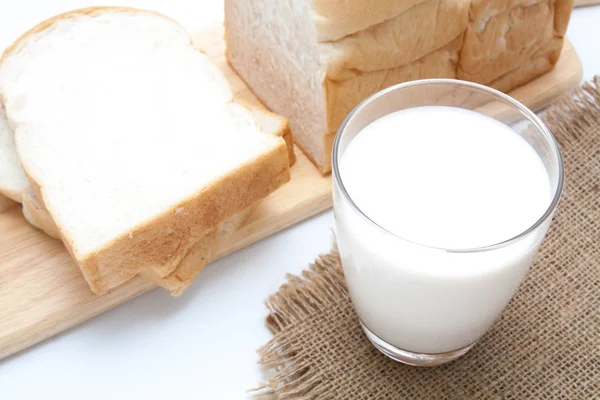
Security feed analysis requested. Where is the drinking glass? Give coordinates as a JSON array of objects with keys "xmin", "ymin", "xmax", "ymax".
[{"xmin": 332, "ymin": 79, "xmax": 564, "ymax": 366}]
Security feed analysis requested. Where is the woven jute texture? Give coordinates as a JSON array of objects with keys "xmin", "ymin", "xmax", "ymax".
[{"xmin": 256, "ymin": 77, "xmax": 600, "ymax": 399}]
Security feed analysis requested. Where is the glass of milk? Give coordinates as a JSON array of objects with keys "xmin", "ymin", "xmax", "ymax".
[{"xmin": 332, "ymin": 79, "xmax": 563, "ymax": 366}]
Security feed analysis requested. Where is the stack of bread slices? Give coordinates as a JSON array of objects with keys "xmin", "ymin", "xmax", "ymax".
[
  {"xmin": 0, "ymin": 7, "xmax": 293, "ymax": 296},
  {"xmin": 225, "ymin": 0, "xmax": 574, "ymax": 173}
]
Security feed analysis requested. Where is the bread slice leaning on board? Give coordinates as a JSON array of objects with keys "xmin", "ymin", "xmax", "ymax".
[
  {"xmin": 0, "ymin": 101, "xmax": 293, "ymax": 295},
  {"xmin": 225, "ymin": 0, "xmax": 574, "ymax": 173},
  {"xmin": 0, "ymin": 7, "xmax": 291, "ymax": 295}
]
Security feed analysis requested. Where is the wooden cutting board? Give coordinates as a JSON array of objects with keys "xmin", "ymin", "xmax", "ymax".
[
  {"xmin": 0, "ymin": 25, "xmax": 583, "ymax": 359},
  {"xmin": 575, "ymin": 0, "xmax": 600, "ymax": 6}
]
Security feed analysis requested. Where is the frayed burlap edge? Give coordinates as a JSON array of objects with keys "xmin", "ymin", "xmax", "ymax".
[
  {"xmin": 253, "ymin": 247, "xmax": 344, "ymax": 399},
  {"xmin": 252, "ymin": 76, "xmax": 600, "ymax": 399},
  {"xmin": 544, "ymin": 76, "xmax": 600, "ymax": 146}
]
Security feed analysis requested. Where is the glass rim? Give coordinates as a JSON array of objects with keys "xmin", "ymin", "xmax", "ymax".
[{"xmin": 331, "ymin": 78, "xmax": 564, "ymax": 253}]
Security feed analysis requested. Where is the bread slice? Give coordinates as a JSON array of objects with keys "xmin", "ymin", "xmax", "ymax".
[
  {"xmin": 0, "ymin": 106, "xmax": 28, "ymax": 202},
  {"xmin": 15, "ymin": 103, "xmax": 293, "ymax": 294},
  {"xmin": 458, "ymin": 0, "xmax": 573, "ymax": 89},
  {"xmin": 0, "ymin": 7, "xmax": 290, "ymax": 294},
  {"xmin": 225, "ymin": 0, "xmax": 469, "ymax": 173}
]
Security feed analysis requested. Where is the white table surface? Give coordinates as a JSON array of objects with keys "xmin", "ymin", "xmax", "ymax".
[{"xmin": 0, "ymin": 2, "xmax": 599, "ymax": 398}]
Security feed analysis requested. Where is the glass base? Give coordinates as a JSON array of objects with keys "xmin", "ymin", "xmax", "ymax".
[{"xmin": 360, "ymin": 321, "xmax": 478, "ymax": 367}]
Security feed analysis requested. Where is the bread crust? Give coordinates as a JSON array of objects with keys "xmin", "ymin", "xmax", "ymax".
[
  {"xmin": 311, "ymin": 0, "xmax": 427, "ymax": 41},
  {"xmin": 458, "ymin": 0, "xmax": 573, "ymax": 85},
  {"xmin": 139, "ymin": 207, "xmax": 254, "ymax": 295},
  {"xmin": 320, "ymin": 0, "xmax": 469, "ymax": 80},
  {"xmin": 325, "ymin": 33, "xmax": 463, "ymax": 134},
  {"xmin": 1, "ymin": 7, "xmax": 291, "ymax": 294}
]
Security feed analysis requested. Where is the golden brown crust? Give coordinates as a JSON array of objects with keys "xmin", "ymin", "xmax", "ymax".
[
  {"xmin": 139, "ymin": 225, "xmax": 222, "ymax": 294},
  {"xmin": 458, "ymin": 0, "xmax": 573, "ymax": 85},
  {"xmin": 320, "ymin": 0, "xmax": 469, "ymax": 79},
  {"xmin": 141, "ymin": 206, "xmax": 255, "ymax": 295},
  {"xmin": 17, "ymin": 97, "xmax": 293, "ymax": 291},
  {"xmin": 280, "ymin": 124, "xmax": 296, "ymax": 166},
  {"xmin": 488, "ymin": 41, "xmax": 561, "ymax": 93},
  {"xmin": 554, "ymin": 0, "xmax": 574, "ymax": 37},
  {"xmin": 326, "ymin": 33, "xmax": 462, "ymax": 132}
]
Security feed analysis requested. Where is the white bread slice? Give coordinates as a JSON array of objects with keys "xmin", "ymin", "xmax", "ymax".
[
  {"xmin": 0, "ymin": 106, "xmax": 28, "ymax": 202},
  {"xmin": 225, "ymin": 0, "xmax": 468, "ymax": 173},
  {"xmin": 0, "ymin": 61, "xmax": 294, "ymax": 295},
  {"xmin": 458, "ymin": 0, "xmax": 573, "ymax": 87},
  {"xmin": 0, "ymin": 7, "xmax": 290, "ymax": 294},
  {"xmin": 19, "ymin": 104, "xmax": 294, "ymax": 239},
  {"xmin": 17, "ymin": 103, "xmax": 293, "ymax": 295}
]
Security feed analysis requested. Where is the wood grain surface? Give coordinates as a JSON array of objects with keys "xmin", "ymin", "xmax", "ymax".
[
  {"xmin": 0, "ymin": 25, "xmax": 583, "ymax": 360},
  {"xmin": 575, "ymin": 0, "xmax": 600, "ymax": 7}
]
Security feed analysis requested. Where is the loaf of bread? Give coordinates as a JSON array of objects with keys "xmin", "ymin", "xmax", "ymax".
[
  {"xmin": 225, "ymin": 0, "xmax": 573, "ymax": 173},
  {"xmin": 0, "ymin": 8, "xmax": 290, "ymax": 294}
]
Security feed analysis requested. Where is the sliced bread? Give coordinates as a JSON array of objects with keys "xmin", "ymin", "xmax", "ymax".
[
  {"xmin": 14, "ymin": 103, "xmax": 293, "ymax": 294},
  {"xmin": 0, "ymin": 7, "xmax": 290, "ymax": 294}
]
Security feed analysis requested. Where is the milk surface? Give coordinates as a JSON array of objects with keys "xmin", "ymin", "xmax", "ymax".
[
  {"xmin": 340, "ymin": 106, "xmax": 551, "ymax": 249},
  {"xmin": 335, "ymin": 106, "xmax": 554, "ymax": 353}
]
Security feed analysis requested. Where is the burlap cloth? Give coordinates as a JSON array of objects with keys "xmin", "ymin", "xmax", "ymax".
[{"xmin": 255, "ymin": 77, "xmax": 600, "ymax": 399}]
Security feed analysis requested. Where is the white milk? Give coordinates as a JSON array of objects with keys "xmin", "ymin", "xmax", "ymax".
[{"xmin": 335, "ymin": 106, "xmax": 553, "ymax": 354}]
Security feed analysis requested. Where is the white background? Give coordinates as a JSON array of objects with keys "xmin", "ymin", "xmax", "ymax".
[{"xmin": 0, "ymin": 1, "xmax": 599, "ymax": 398}]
